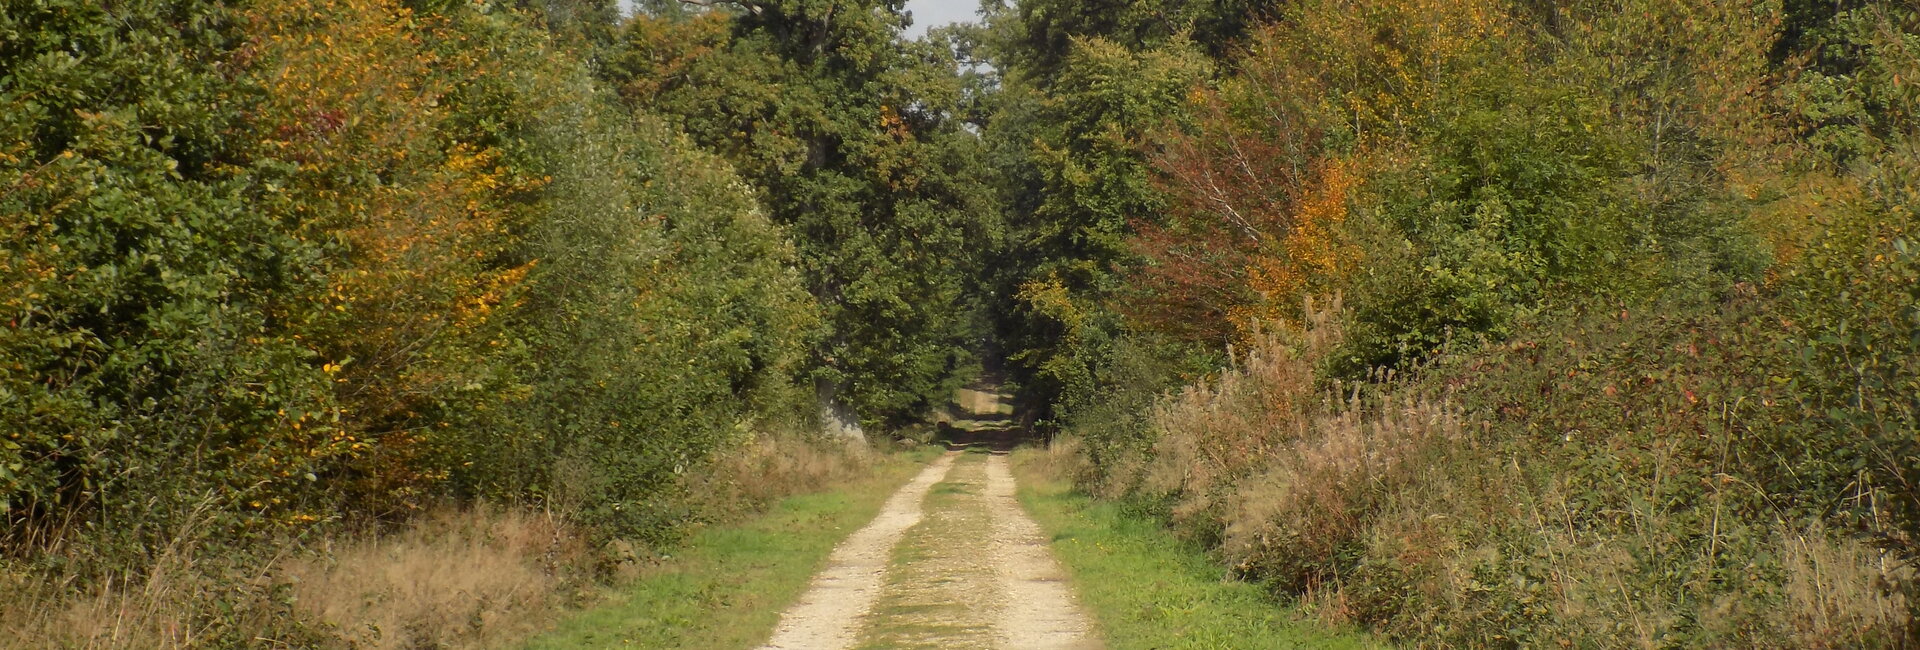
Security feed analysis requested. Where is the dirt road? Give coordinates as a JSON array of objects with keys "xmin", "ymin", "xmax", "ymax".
[
  {"xmin": 760, "ymin": 388, "xmax": 1100, "ymax": 650},
  {"xmin": 757, "ymin": 452, "xmax": 958, "ymax": 649}
]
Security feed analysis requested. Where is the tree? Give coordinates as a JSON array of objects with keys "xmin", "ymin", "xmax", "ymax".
[
  {"xmin": 974, "ymin": 6, "xmax": 1218, "ymax": 428},
  {"xmin": 1005, "ymin": 0, "xmax": 1279, "ymax": 84},
  {"xmin": 1130, "ymin": 73, "xmax": 1356, "ymax": 342},
  {"xmin": 613, "ymin": 0, "xmax": 1003, "ymax": 427}
]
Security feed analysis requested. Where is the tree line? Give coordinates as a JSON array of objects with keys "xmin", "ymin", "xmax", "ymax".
[
  {"xmin": 970, "ymin": 0, "xmax": 1919, "ymax": 644},
  {"xmin": 5, "ymin": 0, "xmax": 1919, "ymax": 645}
]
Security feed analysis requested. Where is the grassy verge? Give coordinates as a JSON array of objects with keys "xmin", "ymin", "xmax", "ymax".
[
  {"xmin": 1011, "ymin": 448, "xmax": 1382, "ymax": 650},
  {"xmin": 522, "ymin": 446, "xmax": 941, "ymax": 649}
]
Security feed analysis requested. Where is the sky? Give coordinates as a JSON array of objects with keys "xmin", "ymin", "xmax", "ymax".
[{"xmin": 901, "ymin": 0, "xmax": 982, "ymax": 39}]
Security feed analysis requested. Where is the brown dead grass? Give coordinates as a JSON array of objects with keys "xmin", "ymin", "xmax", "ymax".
[
  {"xmin": 1777, "ymin": 524, "xmax": 1912, "ymax": 648},
  {"xmin": 685, "ymin": 433, "xmax": 871, "ymax": 521},
  {"xmin": 1091, "ymin": 297, "xmax": 1914, "ymax": 645},
  {"xmin": 1, "ymin": 562, "xmax": 262, "ymax": 649},
  {"xmin": 0, "ymin": 504, "xmax": 589, "ymax": 650},
  {"xmin": 284, "ymin": 504, "xmax": 590, "ymax": 649},
  {"xmin": 1, "ymin": 433, "xmax": 873, "ymax": 649},
  {"xmin": 1028, "ymin": 434, "xmax": 1092, "ymax": 484}
]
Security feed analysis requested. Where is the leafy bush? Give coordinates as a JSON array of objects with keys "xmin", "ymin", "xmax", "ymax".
[
  {"xmin": 1094, "ymin": 282, "xmax": 1915, "ymax": 644},
  {"xmin": 497, "ymin": 90, "xmax": 820, "ymax": 541},
  {"xmin": 2, "ymin": 0, "xmax": 825, "ymax": 605},
  {"xmin": 1048, "ymin": 0, "xmax": 1920, "ymax": 645},
  {"xmin": 1, "ymin": 0, "xmax": 343, "ymax": 567}
]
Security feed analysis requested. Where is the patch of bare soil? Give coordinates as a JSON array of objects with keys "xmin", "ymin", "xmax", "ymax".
[{"xmin": 984, "ymin": 452, "xmax": 1101, "ymax": 649}]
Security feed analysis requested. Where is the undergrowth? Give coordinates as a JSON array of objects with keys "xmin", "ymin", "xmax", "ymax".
[
  {"xmin": 1059, "ymin": 1, "xmax": 1919, "ymax": 646},
  {"xmin": 1081, "ymin": 277, "xmax": 1916, "ymax": 646},
  {"xmin": 1014, "ymin": 445, "xmax": 1380, "ymax": 649},
  {"xmin": 0, "ymin": 434, "xmax": 871, "ymax": 649}
]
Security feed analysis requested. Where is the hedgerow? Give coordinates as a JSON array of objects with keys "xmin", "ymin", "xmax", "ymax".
[
  {"xmin": 1, "ymin": 0, "xmax": 819, "ymax": 601},
  {"xmin": 1004, "ymin": 0, "xmax": 1920, "ymax": 645}
]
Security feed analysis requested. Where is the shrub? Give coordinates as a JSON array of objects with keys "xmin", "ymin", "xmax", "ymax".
[
  {"xmin": 1085, "ymin": 286, "xmax": 1915, "ymax": 645},
  {"xmin": 1120, "ymin": 0, "xmax": 1782, "ymax": 375},
  {"xmin": 2, "ymin": 0, "xmax": 826, "ymax": 617},
  {"xmin": 1, "ymin": 0, "xmax": 344, "ymax": 570}
]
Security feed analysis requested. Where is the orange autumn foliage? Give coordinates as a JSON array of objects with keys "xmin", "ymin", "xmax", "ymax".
[
  {"xmin": 1128, "ymin": 81, "xmax": 1357, "ymax": 344},
  {"xmin": 244, "ymin": 0, "xmax": 541, "ymax": 513}
]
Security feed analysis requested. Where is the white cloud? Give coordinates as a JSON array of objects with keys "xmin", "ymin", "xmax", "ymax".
[{"xmin": 901, "ymin": 0, "xmax": 980, "ymax": 39}]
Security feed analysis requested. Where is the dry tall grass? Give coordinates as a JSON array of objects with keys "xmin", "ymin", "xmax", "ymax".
[
  {"xmin": 2, "ymin": 560, "xmax": 278, "ymax": 648},
  {"xmin": 1082, "ymin": 298, "xmax": 1914, "ymax": 646},
  {"xmin": 0, "ymin": 505, "xmax": 588, "ymax": 650},
  {"xmin": 686, "ymin": 433, "xmax": 871, "ymax": 519},
  {"xmin": 284, "ymin": 505, "xmax": 589, "ymax": 649},
  {"xmin": 0, "ymin": 431, "xmax": 873, "ymax": 648}
]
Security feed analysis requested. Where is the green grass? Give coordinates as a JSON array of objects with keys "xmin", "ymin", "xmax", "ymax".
[
  {"xmin": 1011, "ymin": 450, "xmax": 1384, "ymax": 650},
  {"xmin": 523, "ymin": 448, "xmax": 939, "ymax": 649}
]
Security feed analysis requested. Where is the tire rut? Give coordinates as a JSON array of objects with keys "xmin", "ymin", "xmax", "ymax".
[
  {"xmin": 760, "ymin": 452, "xmax": 959, "ymax": 650},
  {"xmin": 984, "ymin": 453, "xmax": 1100, "ymax": 649}
]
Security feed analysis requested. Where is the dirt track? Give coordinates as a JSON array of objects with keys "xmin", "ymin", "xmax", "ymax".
[
  {"xmin": 984, "ymin": 453, "xmax": 1098, "ymax": 649},
  {"xmin": 759, "ymin": 452, "xmax": 959, "ymax": 649},
  {"xmin": 760, "ymin": 386, "xmax": 1099, "ymax": 649}
]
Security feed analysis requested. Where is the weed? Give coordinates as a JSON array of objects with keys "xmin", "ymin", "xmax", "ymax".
[{"xmin": 1013, "ymin": 448, "xmax": 1381, "ymax": 649}]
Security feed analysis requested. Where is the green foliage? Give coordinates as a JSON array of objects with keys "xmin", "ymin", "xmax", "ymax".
[
  {"xmin": 982, "ymin": 30, "xmax": 1215, "ymax": 432},
  {"xmin": 1341, "ymin": 78, "xmax": 1649, "ymax": 369},
  {"xmin": 610, "ymin": 2, "xmax": 1003, "ymax": 427},
  {"xmin": 1024, "ymin": 37, "xmax": 1211, "ymax": 288},
  {"xmin": 1, "ymin": 0, "xmax": 823, "ymax": 587},
  {"xmin": 1230, "ymin": 0, "xmax": 1779, "ymax": 373},
  {"xmin": 1004, "ymin": 0, "xmax": 1278, "ymax": 83},
  {"xmin": 495, "ymin": 87, "xmax": 820, "ymax": 540},
  {"xmin": 1038, "ymin": 0, "xmax": 1920, "ymax": 645},
  {"xmin": 1769, "ymin": 164, "xmax": 1918, "ymax": 550},
  {"xmin": 1784, "ymin": 5, "xmax": 1920, "ymax": 165},
  {"xmin": 1, "ymin": 0, "xmax": 339, "ymax": 561}
]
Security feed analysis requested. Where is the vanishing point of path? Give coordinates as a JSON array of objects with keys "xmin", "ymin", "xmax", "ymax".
[{"xmin": 761, "ymin": 387, "xmax": 1101, "ymax": 650}]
